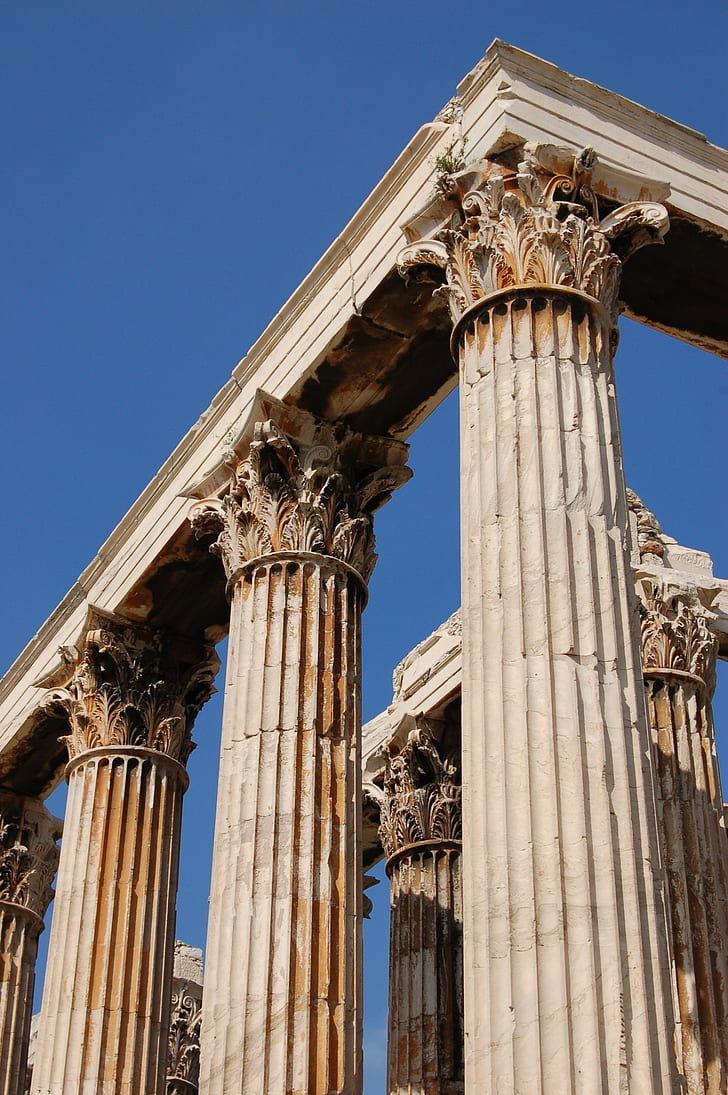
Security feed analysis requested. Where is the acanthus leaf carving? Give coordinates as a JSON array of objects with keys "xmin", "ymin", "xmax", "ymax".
[
  {"xmin": 0, "ymin": 794, "xmax": 62, "ymax": 921},
  {"xmin": 378, "ymin": 722, "xmax": 461, "ymax": 860},
  {"xmin": 398, "ymin": 147, "xmax": 668, "ymax": 325},
  {"xmin": 190, "ymin": 406, "xmax": 411, "ymax": 585},
  {"xmin": 41, "ymin": 610, "xmax": 219, "ymax": 764},
  {"xmin": 637, "ymin": 577, "xmax": 719, "ymax": 697},
  {"xmin": 167, "ymin": 984, "xmax": 202, "ymax": 1088}
]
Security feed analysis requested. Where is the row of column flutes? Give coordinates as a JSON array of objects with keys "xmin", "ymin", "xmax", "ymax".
[
  {"xmin": 199, "ymin": 557, "xmax": 364, "ymax": 1095},
  {"xmin": 1, "ymin": 255, "xmax": 726, "ymax": 1095},
  {"xmin": 6, "ymin": 555, "xmax": 726, "ymax": 1095},
  {"xmin": 29, "ymin": 750, "xmax": 187, "ymax": 1094},
  {"xmin": 5, "ymin": 599, "xmax": 726, "ymax": 1095}
]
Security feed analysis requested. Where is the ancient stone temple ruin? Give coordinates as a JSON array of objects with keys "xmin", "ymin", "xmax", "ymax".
[{"xmin": 1, "ymin": 40, "xmax": 727, "ymax": 1095}]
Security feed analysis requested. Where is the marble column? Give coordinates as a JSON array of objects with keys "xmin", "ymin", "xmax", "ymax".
[
  {"xmin": 399, "ymin": 149, "xmax": 677, "ymax": 1092},
  {"xmin": 631, "ymin": 495, "xmax": 728, "ymax": 1094},
  {"xmin": 190, "ymin": 397, "xmax": 410, "ymax": 1095},
  {"xmin": 31, "ymin": 609, "xmax": 218, "ymax": 1095},
  {"xmin": 0, "ymin": 792, "xmax": 61, "ymax": 1095},
  {"xmin": 378, "ymin": 722, "xmax": 463, "ymax": 1095}
]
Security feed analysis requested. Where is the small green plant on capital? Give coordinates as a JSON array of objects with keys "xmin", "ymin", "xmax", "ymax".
[{"xmin": 433, "ymin": 136, "xmax": 468, "ymax": 195}]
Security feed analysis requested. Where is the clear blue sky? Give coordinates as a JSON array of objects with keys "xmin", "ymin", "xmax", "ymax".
[{"xmin": 2, "ymin": 4, "xmax": 727, "ymax": 1091}]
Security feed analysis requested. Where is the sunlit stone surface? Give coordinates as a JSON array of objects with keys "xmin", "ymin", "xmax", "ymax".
[
  {"xmin": 29, "ymin": 612, "xmax": 217, "ymax": 1095},
  {"xmin": 190, "ymin": 399, "xmax": 410, "ymax": 1094},
  {"xmin": 0, "ymin": 40, "xmax": 727, "ymax": 1095}
]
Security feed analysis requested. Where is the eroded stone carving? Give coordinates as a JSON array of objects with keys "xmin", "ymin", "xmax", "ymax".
[
  {"xmin": 41, "ymin": 609, "xmax": 219, "ymax": 763},
  {"xmin": 630, "ymin": 491, "xmax": 720, "ymax": 695},
  {"xmin": 190, "ymin": 407, "xmax": 411, "ymax": 585},
  {"xmin": 167, "ymin": 980, "xmax": 202, "ymax": 1093},
  {"xmin": 434, "ymin": 96, "xmax": 463, "ymax": 125},
  {"xmin": 379, "ymin": 722, "xmax": 461, "ymax": 859},
  {"xmin": 639, "ymin": 579, "xmax": 719, "ymax": 695},
  {"xmin": 398, "ymin": 147, "xmax": 668, "ymax": 325},
  {"xmin": 0, "ymin": 797, "xmax": 61, "ymax": 921},
  {"xmin": 627, "ymin": 488, "xmax": 666, "ymax": 563}
]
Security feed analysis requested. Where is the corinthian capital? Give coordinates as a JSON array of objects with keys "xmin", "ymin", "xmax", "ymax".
[
  {"xmin": 398, "ymin": 147, "xmax": 668, "ymax": 325},
  {"xmin": 0, "ymin": 792, "xmax": 62, "ymax": 921},
  {"xmin": 637, "ymin": 576, "xmax": 719, "ymax": 697},
  {"xmin": 379, "ymin": 721, "xmax": 461, "ymax": 860},
  {"xmin": 40, "ymin": 609, "xmax": 219, "ymax": 763},
  {"xmin": 189, "ymin": 395, "xmax": 411, "ymax": 585}
]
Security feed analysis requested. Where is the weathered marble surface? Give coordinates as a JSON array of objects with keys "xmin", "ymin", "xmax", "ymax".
[
  {"xmin": 191, "ymin": 401, "xmax": 410, "ymax": 1095},
  {"xmin": 29, "ymin": 612, "xmax": 216, "ymax": 1095}
]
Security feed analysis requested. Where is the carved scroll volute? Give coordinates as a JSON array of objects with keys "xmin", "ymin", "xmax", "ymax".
[
  {"xmin": 189, "ymin": 403, "xmax": 412, "ymax": 588},
  {"xmin": 167, "ymin": 986, "xmax": 202, "ymax": 1089},
  {"xmin": 0, "ymin": 795, "xmax": 62, "ymax": 922},
  {"xmin": 379, "ymin": 722, "xmax": 462, "ymax": 861},
  {"xmin": 40, "ymin": 610, "xmax": 219, "ymax": 764},
  {"xmin": 397, "ymin": 147, "xmax": 668, "ymax": 327}
]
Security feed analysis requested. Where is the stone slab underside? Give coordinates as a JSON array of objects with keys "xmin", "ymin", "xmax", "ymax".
[{"xmin": 2, "ymin": 40, "xmax": 728, "ymax": 795}]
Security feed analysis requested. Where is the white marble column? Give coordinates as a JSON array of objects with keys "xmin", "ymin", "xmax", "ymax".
[
  {"xmin": 631, "ymin": 495, "xmax": 728, "ymax": 1094},
  {"xmin": 31, "ymin": 610, "xmax": 218, "ymax": 1095},
  {"xmin": 190, "ymin": 398, "xmax": 410, "ymax": 1095},
  {"xmin": 400, "ymin": 149, "xmax": 677, "ymax": 1092},
  {"xmin": 378, "ymin": 722, "xmax": 463, "ymax": 1095},
  {"xmin": 0, "ymin": 792, "xmax": 60, "ymax": 1095}
]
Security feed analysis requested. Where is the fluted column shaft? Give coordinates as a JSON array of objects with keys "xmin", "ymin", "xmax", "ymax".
[
  {"xmin": 399, "ymin": 152, "xmax": 677, "ymax": 1092},
  {"xmin": 387, "ymin": 847, "xmax": 463, "ymax": 1095},
  {"xmin": 200, "ymin": 554, "xmax": 364, "ymax": 1094},
  {"xmin": 32, "ymin": 748, "xmax": 187, "ymax": 1094},
  {"xmin": 637, "ymin": 564, "xmax": 728, "ymax": 1094},
  {"xmin": 0, "ymin": 903, "xmax": 40, "ymax": 1095},
  {"xmin": 0, "ymin": 793, "xmax": 60, "ymax": 1095},
  {"xmin": 191, "ymin": 397, "xmax": 411, "ymax": 1095},
  {"xmin": 31, "ymin": 611, "xmax": 217, "ymax": 1095},
  {"xmin": 457, "ymin": 289, "xmax": 675, "ymax": 1091}
]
